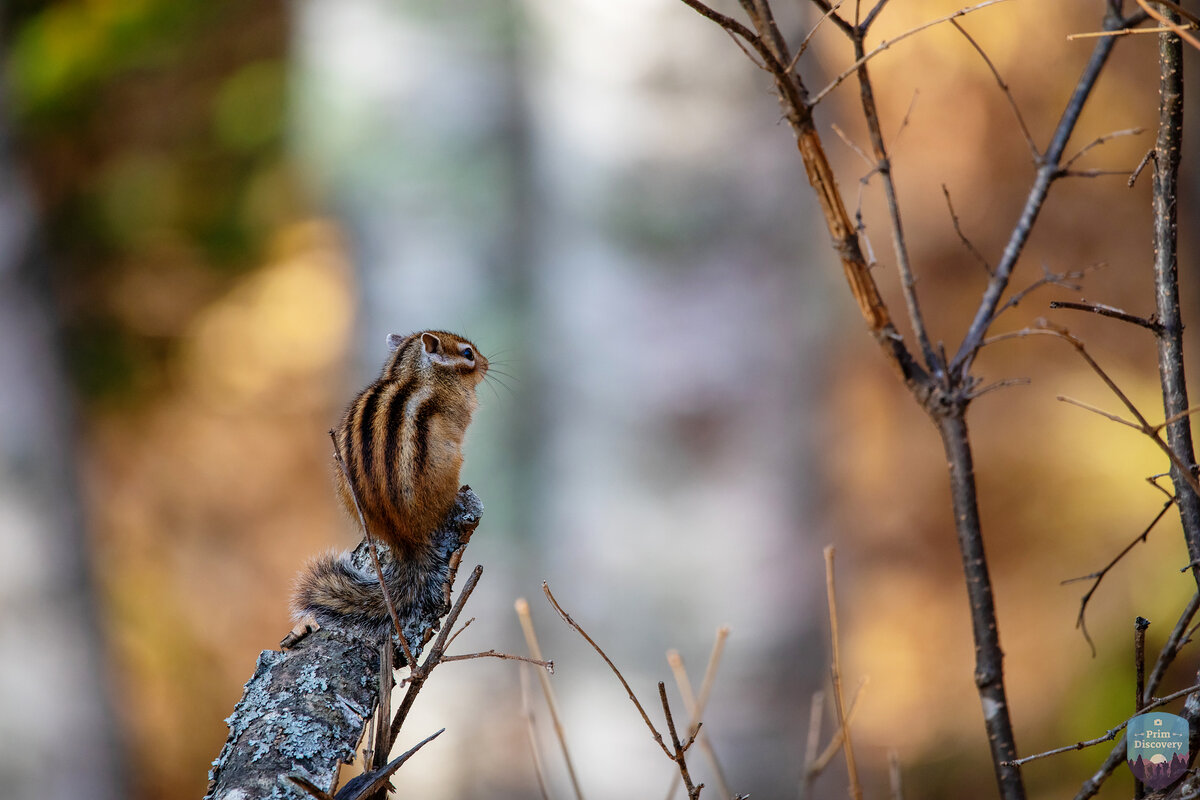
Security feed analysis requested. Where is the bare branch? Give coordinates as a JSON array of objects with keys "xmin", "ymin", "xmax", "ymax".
[{"xmin": 951, "ymin": 6, "xmax": 1130, "ymax": 376}]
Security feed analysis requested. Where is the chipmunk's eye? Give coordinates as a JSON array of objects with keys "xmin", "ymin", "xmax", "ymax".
[{"xmin": 460, "ymin": 347, "xmax": 474, "ymax": 361}]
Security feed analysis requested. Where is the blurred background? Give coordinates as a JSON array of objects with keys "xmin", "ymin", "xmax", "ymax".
[{"xmin": 0, "ymin": 0, "xmax": 1197, "ymax": 798}]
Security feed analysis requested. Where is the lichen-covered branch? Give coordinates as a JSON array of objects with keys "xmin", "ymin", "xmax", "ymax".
[{"xmin": 204, "ymin": 489, "xmax": 483, "ymax": 800}]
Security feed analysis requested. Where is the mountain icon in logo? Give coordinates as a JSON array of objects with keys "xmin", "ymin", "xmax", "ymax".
[{"xmin": 1127, "ymin": 712, "xmax": 1190, "ymax": 790}]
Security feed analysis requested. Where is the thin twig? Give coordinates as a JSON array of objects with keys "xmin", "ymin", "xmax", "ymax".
[
  {"xmin": 1129, "ymin": 148, "xmax": 1156, "ymax": 186},
  {"xmin": 1074, "ymin": 593, "xmax": 1200, "ymax": 799},
  {"xmin": 1056, "ymin": 395, "xmax": 1142, "ymax": 430},
  {"xmin": 951, "ymin": 5, "xmax": 1132, "ymax": 376},
  {"xmin": 387, "ymin": 566, "xmax": 483, "ymax": 751},
  {"xmin": 988, "ymin": 326, "xmax": 1200, "ymax": 499},
  {"xmin": 1137, "ymin": 0, "xmax": 1200, "ymax": 50},
  {"xmin": 1061, "ymin": 500, "xmax": 1175, "ymax": 656},
  {"xmin": 793, "ymin": 0, "xmax": 846, "ymax": 66},
  {"xmin": 850, "ymin": 24, "xmax": 938, "ymax": 374},
  {"xmin": 516, "ymin": 597, "xmax": 586, "ymax": 800},
  {"xmin": 807, "ymin": 0, "xmax": 855, "ymax": 36},
  {"xmin": 992, "ymin": 263, "xmax": 1094, "ymax": 322},
  {"xmin": 942, "ymin": 184, "xmax": 992, "ymax": 274},
  {"xmin": 659, "ymin": 683, "xmax": 704, "ymax": 799},
  {"xmin": 831, "ymin": 123, "xmax": 874, "ymax": 168},
  {"xmin": 1005, "ymin": 682, "xmax": 1200, "ymax": 766},
  {"xmin": 811, "ymin": 0, "xmax": 1017, "ymax": 106},
  {"xmin": 1049, "ymin": 300, "xmax": 1162, "ymax": 333},
  {"xmin": 969, "ymin": 377, "xmax": 1030, "ymax": 400},
  {"xmin": 1063, "ymin": 127, "xmax": 1146, "ymax": 170},
  {"xmin": 664, "ymin": 629, "xmax": 733, "ymax": 800},
  {"xmin": 1068, "ymin": 24, "xmax": 1172, "ymax": 40},
  {"xmin": 543, "ymin": 582, "xmax": 673, "ymax": 759},
  {"xmin": 824, "ymin": 546, "xmax": 862, "ymax": 800},
  {"xmin": 439, "ymin": 650, "xmax": 554, "ymax": 669},
  {"xmin": 444, "ymin": 616, "xmax": 475, "ymax": 652},
  {"xmin": 1134, "ymin": 618, "xmax": 1148, "ymax": 800},
  {"xmin": 949, "ymin": 18, "xmax": 1038, "ymax": 159}
]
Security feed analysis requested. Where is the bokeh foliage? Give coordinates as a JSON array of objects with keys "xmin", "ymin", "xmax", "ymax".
[{"xmin": 3, "ymin": 0, "xmax": 297, "ymax": 404}]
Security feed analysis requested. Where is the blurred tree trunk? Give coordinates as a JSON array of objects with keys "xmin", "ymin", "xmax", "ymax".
[{"xmin": 0, "ymin": 33, "xmax": 127, "ymax": 800}]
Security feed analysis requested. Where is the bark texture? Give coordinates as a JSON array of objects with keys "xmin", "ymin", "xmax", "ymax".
[{"xmin": 205, "ymin": 488, "xmax": 483, "ymax": 799}]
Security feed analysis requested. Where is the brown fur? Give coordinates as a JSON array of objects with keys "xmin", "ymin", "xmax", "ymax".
[
  {"xmin": 334, "ymin": 331, "xmax": 487, "ymax": 557},
  {"xmin": 287, "ymin": 332, "xmax": 486, "ymax": 644}
]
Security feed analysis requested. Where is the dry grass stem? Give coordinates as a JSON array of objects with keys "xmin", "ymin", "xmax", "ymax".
[
  {"xmin": 824, "ymin": 546, "xmax": 862, "ymax": 800},
  {"xmin": 516, "ymin": 597, "xmax": 585, "ymax": 800},
  {"xmin": 798, "ymin": 690, "xmax": 826, "ymax": 800},
  {"xmin": 1136, "ymin": 0, "xmax": 1200, "ymax": 49},
  {"xmin": 889, "ymin": 750, "xmax": 904, "ymax": 800},
  {"xmin": 519, "ymin": 665, "xmax": 553, "ymax": 800},
  {"xmin": 811, "ymin": 677, "xmax": 869, "ymax": 774}
]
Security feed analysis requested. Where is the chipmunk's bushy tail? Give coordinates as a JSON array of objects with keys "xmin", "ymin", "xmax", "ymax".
[{"xmin": 291, "ymin": 546, "xmax": 444, "ymax": 643}]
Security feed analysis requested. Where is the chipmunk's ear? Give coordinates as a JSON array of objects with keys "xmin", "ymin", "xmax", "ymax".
[
  {"xmin": 386, "ymin": 333, "xmax": 405, "ymax": 351},
  {"xmin": 422, "ymin": 332, "xmax": 461, "ymax": 368},
  {"xmin": 421, "ymin": 332, "xmax": 443, "ymax": 355}
]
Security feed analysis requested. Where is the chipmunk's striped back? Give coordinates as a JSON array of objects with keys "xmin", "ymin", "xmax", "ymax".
[{"xmin": 333, "ymin": 331, "xmax": 487, "ymax": 557}]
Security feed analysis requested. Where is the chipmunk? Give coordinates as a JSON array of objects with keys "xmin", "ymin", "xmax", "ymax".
[{"xmin": 287, "ymin": 330, "xmax": 488, "ymax": 644}]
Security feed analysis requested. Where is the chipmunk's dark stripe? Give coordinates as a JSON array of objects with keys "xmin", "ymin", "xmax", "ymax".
[
  {"xmin": 384, "ymin": 374, "xmax": 418, "ymax": 509},
  {"xmin": 384, "ymin": 334, "xmax": 419, "ymax": 380},
  {"xmin": 355, "ymin": 383, "xmax": 383, "ymax": 512},
  {"xmin": 411, "ymin": 395, "xmax": 444, "ymax": 475}
]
